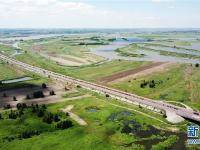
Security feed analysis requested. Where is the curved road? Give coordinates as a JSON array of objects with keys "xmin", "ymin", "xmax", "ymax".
[{"xmin": 1, "ymin": 54, "xmax": 200, "ymax": 123}]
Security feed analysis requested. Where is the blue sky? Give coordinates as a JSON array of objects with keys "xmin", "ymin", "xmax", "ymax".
[{"xmin": 0, "ymin": 0, "xmax": 199, "ymax": 28}]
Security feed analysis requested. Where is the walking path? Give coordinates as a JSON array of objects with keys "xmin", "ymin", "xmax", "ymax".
[{"xmin": 61, "ymin": 105, "xmax": 87, "ymax": 126}]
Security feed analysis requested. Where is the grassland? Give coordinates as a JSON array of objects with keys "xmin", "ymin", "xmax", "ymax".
[
  {"xmin": 13, "ymin": 50, "xmax": 148, "ymax": 82},
  {"xmin": 0, "ymin": 62, "xmax": 25, "ymax": 80},
  {"xmin": 0, "ymin": 44, "xmax": 16, "ymax": 56},
  {"xmin": 0, "ymin": 90, "xmax": 191, "ymax": 150},
  {"xmin": 0, "ymin": 62, "xmax": 50, "ymax": 90},
  {"xmin": 1, "ymin": 31, "xmax": 200, "ymax": 150},
  {"xmin": 20, "ymin": 36, "xmax": 108, "ymax": 66},
  {"xmin": 116, "ymin": 43, "xmax": 200, "ymax": 59},
  {"xmin": 69, "ymin": 60, "xmax": 149, "ymax": 82},
  {"xmin": 111, "ymin": 64, "xmax": 200, "ymax": 111}
]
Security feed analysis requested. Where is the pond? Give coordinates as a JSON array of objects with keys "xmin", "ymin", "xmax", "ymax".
[
  {"xmin": 145, "ymin": 45, "xmax": 200, "ymax": 56},
  {"xmin": 90, "ymin": 38, "xmax": 200, "ymax": 64},
  {"xmin": 85, "ymin": 106, "xmax": 100, "ymax": 112},
  {"xmin": 1, "ymin": 77, "xmax": 32, "ymax": 84},
  {"xmin": 108, "ymin": 111, "xmax": 187, "ymax": 150}
]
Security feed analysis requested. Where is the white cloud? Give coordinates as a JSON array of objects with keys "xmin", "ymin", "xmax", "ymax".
[
  {"xmin": 0, "ymin": 0, "xmax": 96, "ymax": 13},
  {"xmin": 0, "ymin": 0, "xmax": 199, "ymax": 28}
]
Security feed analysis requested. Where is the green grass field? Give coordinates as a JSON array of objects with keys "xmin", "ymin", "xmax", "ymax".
[
  {"xmin": 0, "ymin": 91, "xmax": 191, "ymax": 150},
  {"xmin": 0, "ymin": 44, "xmax": 16, "ymax": 56},
  {"xmin": 0, "ymin": 63, "xmax": 25, "ymax": 80},
  {"xmin": 14, "ymin": 51, "xmax": 148, "ymax": 82},
  {"xmin": 0, "ymin": 62, "xmax": 50, "ymax": 89},
  {"xmin": 111, "ymin": 64, "xmax": 200, "ymax": 110}
]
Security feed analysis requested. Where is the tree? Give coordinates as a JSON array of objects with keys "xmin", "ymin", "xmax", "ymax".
[
  {"xmin": 3, "ymin": 93, "xmax": 7, "ymax": 97},
  {"xmin": 149, "ymin": 82, "xmax": 155, "ymax": 88},
  {"xmin": 140, "ymin": 83, "xmax": 145, "ymax": 88},
  {"xmin": 33, "ymin": 91, "xmax": 44, "ymax": 98},
  {"xmin": 41, "ymin": 104, "xmax": 47, "ymax": 110},
  {"xmin": 49, "ymin": 90, "xmax": 55, "ymax": 96},
  {"xmin": 121, "ymin": 124, "xmax": 132, "ymax": 134},
  {"xmin": 195, "ymin": 63, "xmax": 199, "ymax": 67},
  {"xmin": 54, "ymin": 114, "xmax": 60, "ymax": 122},
  {"xmin": 43, "ymin": 112, "xmax": 54, "ymax": 124},
  {"xmin": 26, "ymin": 94, "xmax": 31, "ymax": 99},
  {"xmin": 13, "ymin": 96, "xmax": 17, "ymax": 101},
  {"xmin": 37, "ymin": 109, "xmax": 45, "ymax": 117},
  {"xmin": 16, "ymin": 103, "xmax": 22, "ymax": 110},
  {"xmin": 4, "ymin": 104, "xmax": 11, "ymax": 109},
  {"xmin": 8, "ymin": 110, "xmax": 18, "ymax": 119},
  {"xmin": 18, "ymin": 109, "xmax": 24, "ymax": 117},
  {"xmin": 66, "ymin": 112, "xmax": 69, "ymax": 116},
  {"xmin": 42, "ymin": 83, "xmax": 47, "ymax": 88},
  {"xmin": 19, "ymin": 130, "xmax": 40, "ymax": 139},
  {"xmin": 77, "ymin": 85, "xmax": 81, "ymax": 88},
  {"xmin": 0, "ymin": 113, "xmax": 3, "ymax": 119},
  {"xmin": 16, "ymin": 103, "xmax": 27, "ymax": 110},
  {"xmin": 65, "ymin": 87, "xmax": 69, "ymax": 91},
  {"xmin": 106, "ymin": 94, "xmax": 110, "ymax": 97}
]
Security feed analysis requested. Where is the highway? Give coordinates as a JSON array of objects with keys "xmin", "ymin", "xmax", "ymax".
[{"xmin": 1, "ymin": 54, "xmax": 200, "ymax": 123}]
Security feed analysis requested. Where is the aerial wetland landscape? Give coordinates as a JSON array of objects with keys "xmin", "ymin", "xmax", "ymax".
[{"xmin": 0, "ymin": 29, "xmax": 200, "ymax": 150}]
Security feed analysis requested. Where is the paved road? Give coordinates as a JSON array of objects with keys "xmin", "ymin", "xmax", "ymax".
[{"xmin": 1, "ymin": 54, "xmax": 200, "ymax": 123}]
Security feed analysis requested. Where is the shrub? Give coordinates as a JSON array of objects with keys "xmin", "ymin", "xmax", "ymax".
[
  {"xmin": 54, "ymin": 114, "xmax": 60, "ymax": 122},
  {"xmin": 56, "ymin": 120, "xmax": 73, "ymax": 129},
  {"xmin": 152, "ymin": 135, "xmax": 178, "ymax": 150},
  {"xmin": 43, "ymin": 112, "xmax": 54, "ymax": 124},
  {"xmin": 41, "ymin": 104, "xmax": 47, "ymax": 110},
  {"xmin": 33, "ymin": 91, "xmax": 44, "ymax": 98},
  {"xmin": 16, "ymin": 103, "xmax": 27, "ymax": 110},
  {"xmin": 121, "ymin": 124, "xmax": 132, "ymax": 134},
  {"xmin": 8, "ymin": 110, "xmax": 18, "ymax": 119},
  {"xmin": 4, "ymin": 104, "xmax": 11, "ymax": 109},
  {"xmin": 19, "ymin": 130, "xmax": 40, "ymax": 139},
  {"xmin": 37, "ymin": 109, "xmax": 45, "ymax": 117}
]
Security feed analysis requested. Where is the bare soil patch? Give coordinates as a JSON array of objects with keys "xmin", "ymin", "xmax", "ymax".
[
  {"xmin": 61, "ymin": 105, "xmax": 87, "ymax": 126},
  {"xmin": 99, "ymin": 62, "xmax": 171, "ymax": 83},
  {"xmin": 0, "ymin": 82, "xmax": 87, "ymax": 108}
]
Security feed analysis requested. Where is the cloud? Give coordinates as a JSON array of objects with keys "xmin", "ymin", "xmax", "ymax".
[
  {"xmin": 0, "ymin": 0, "xmax": 199, "ymax": 28},
  {"xmin": 0, "ymin": 0, "xmax": 96, "ymax": 13},
  {"xmin": 0, "ymin": 0, "xmax": 121, "ymax": 28}
]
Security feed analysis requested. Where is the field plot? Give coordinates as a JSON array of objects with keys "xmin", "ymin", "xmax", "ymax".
[
  {"xmin": 20, "ymin": 36, "xmax": 109, "ymax": 66},
  {"xmin": 99, "ymin": 62, "xmax": 168, "ymax": 83},
  {"xmin": 69, "ymin": 60, "xmax": 149, "ymax": 82}
]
